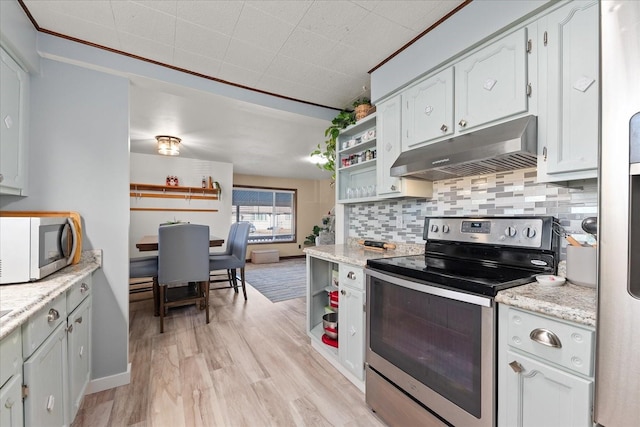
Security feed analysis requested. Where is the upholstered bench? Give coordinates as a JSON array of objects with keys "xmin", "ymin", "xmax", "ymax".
[{"xmin": 251, "ymin": 249, "xmax": 279, "ymax": 264}]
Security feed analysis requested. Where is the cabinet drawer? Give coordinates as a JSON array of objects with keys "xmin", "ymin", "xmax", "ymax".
[
  {"xmin": 67, "ymin": 273, "xmax": 92, "ymax": 313},
  {"xmin": 0, "ymin": 328, "xmax": 21, "ymax": 387},
  {"xmin": 339, "ymin": 264, "xmax": 364, "ymax": 291},
  {"xmin": 506, "ymin": 307, "xmax": 594, "ymax": 376},
  {"xmin": 22, "ymin": 293, "xmax": 67, "ymax": 358}
]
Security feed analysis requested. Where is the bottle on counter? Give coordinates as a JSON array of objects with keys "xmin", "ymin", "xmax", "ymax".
[{"xmin": 202, "ymin": 176, "xmax": 206, "ymax": 188}]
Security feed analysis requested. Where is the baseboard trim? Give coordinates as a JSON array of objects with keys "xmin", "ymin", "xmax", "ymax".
[{"xmin": 86, "ymin": 362, "xmax": 131, "ymax": 394}]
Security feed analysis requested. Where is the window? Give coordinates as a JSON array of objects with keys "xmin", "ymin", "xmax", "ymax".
[{"xmin": 231, "ymin": 186, "xmax": 296, "ymax": 244}]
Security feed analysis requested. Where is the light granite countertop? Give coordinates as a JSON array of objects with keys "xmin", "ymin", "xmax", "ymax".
[
  {"xmin": 496, "ymin": 281, "xmax": 597, "ymax": 327},
  {"xmin": 0, "ymin": 250, "xmax": 102, "ymax": 340},
  {"xmin": 304, "ymin": 240, "xmax": 424, "ymax": 267}
]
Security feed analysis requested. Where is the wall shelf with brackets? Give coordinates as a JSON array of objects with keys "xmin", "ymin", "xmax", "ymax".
[{"xmin": 129, "ymin": 183, "xmax": 219, "ymax": 212}]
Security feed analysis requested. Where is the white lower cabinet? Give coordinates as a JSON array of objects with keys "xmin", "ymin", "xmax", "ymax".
[
  {"xmin": 338, "ymin": 265, "xmax": 365, "ymax": 380},
  {"xmin": 306, "ymin": 254, "xmax": 365, "ymax": 390},
  {"xmin": 67, "ymin": 295, "xmax": 92, "ymax": 422},
  {"xmin": 498, "ymin": 304, "xmax": 595, "ymax": 427},
  {"xmin": 23, "ymin": 324, "xmax": 68, "ymax": 427},
  {"xmin": 6, "ymin": 271, "xmax": 94, "ymax": 427},
  {"xmin": 0, "ymin": 328, "xmax": 23, "ymax": 427}
]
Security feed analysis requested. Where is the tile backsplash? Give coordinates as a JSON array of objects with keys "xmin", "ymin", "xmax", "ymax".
[{"xmin": 348, "ymin": 168, "xmax": 597, "ymax": 258}]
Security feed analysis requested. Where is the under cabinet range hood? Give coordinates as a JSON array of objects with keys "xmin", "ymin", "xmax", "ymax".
[{"xmin": 391, "ymin": 115, "xmax": 537, "ymax": 181}]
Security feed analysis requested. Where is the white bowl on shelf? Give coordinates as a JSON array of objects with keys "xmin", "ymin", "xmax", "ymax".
[{"xmin": 535, "ymin": 275, "xmax": 566, "ymax": 287}]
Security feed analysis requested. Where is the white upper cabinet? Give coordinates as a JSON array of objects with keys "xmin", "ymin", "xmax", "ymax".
[
  {"xmin": 455, "ymin": 28, "xmax": 529, "ymax": 133},
  {"xmin": 0, "ymin": 47, "xmax": 29, "ymax": 196},
  {"xmin": 376, "ymin": 95, "xmax": 433, "ymax": 199},
  {"xmin": 402, "ymin": 68, "xmax": 454, "ymax": 150},
  {"xmin": 537, "ymin": 0, "xmax": 599, "ymax": 182},
  {"xmin": 377, "ymin": 95, "xmax": 403, "ymax": 196}
]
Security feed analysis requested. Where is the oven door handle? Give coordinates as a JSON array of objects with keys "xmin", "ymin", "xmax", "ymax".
[{"xmin": 366, "ymin": 268, "xmax": 493, "ymax": 307}]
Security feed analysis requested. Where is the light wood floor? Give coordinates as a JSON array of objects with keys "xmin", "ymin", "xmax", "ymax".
[{"xmin": 72, "ymin": 282, "xmax": 386, "ymax": 427}]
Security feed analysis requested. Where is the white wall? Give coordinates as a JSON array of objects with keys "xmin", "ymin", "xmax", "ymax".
[
  {"xmin": 130, "ymin": 153, "xmax": 233, "ymax": 256},
  {"xmin": 0, "ymin": 58, "xmax": 131, "ymax": 382}
]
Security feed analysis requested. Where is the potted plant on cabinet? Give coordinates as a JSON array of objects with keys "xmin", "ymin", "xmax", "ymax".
[{"xmin": 353, "ymin": 97, "xmax": 373, "ymax": 121}]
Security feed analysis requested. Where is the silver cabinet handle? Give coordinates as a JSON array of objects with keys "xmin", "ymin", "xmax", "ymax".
[
  {"xmin": 458, "ymin": 119, "xmax": 467, "ymax": 128},
  {"xmin": 66, "ymin": 324, "xmax": 74, "ymax": 333},
  {"xmin": 46, "ymin": 395, "xmax": 55, "ymax": 413},
  {"xmin": 529, "ymin": 328, "xmax": 562, "ymax": 348},
  {"xmin": 4, "ymin": 397, "xmax": 14, "ymax": 409},
  {"xmin": 509, "ymin": 360, "xmax": 524, "ymax": 373},
  {"xmin": 440, "ymin": 124, "xmax": 448, "ymax": 133},
  {"xmin": 390, "ymin": 185, "xmax": 396, "ymax": 191},
  {"xmin": 80, "ymin": 282, "xmax": 89, "ymax": 293},
  {"xmin": 347, "ymin": 271, "xmax": 356, "ymax": 280},
  {"xmin": 543, "ymin": 146, "xmax": 547, "ymax": 161},
  {"xmin": 47, "ymin": 308, "xmax": 60, "ymax": 323},
  {"xmin": 75, "ymin": 316, "xmax": 83, "ymax": 324},
  {"xmin": 341, "ymin": 289, "xmax": 346, "ymax": 296}
]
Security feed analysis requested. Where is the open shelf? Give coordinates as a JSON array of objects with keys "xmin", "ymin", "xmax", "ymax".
[
  {"xmin": 130, "ymin": 183, "xmax": 219, "ymax": 200},
  {"xmin": 130, "ymin": 182, "xmax": 220, "ymax": 212}
]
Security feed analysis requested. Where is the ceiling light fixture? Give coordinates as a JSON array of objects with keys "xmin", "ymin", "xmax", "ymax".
[{"xmin": 156, "ymin": 135, "xmax": 181, "ymax": 156}]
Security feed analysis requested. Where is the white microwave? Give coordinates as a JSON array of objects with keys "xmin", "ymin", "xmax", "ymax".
[{"xmin": 0, "ymin": 216, "xmax": 78, "ymax": 284}]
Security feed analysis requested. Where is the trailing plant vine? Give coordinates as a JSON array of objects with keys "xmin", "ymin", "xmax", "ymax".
[{"xmin": 310, "ymin": 110, "xmax": 356, "ymax": 181}]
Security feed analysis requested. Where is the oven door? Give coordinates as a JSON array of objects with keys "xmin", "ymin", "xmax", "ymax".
[{"xmin": 366, "ymin": 268, "xmax": 495, "ymax": 427}]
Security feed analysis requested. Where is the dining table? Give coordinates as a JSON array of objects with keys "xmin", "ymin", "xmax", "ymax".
[{"xmin": 136, "ymin": 235, "xmax": 225, "ymax": 251}]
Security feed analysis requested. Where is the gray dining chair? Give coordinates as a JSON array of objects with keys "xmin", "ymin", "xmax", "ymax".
[
  {"xmin": 209, "ymin": 222, "xmax": 251, "ymax": 300},
  {"xmin": 158, "ymin": 223, "xmax": 210, "ymax": 333},
  {"xmin": 209, "ymin": 222, "xmax": 239, "ymax": 290},
  {"xmin": 129, "ymin": 256, "xmax": 159, "ymax": 315}
]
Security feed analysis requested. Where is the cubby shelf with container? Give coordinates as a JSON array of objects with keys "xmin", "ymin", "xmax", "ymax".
[{"xmin": 336, "ymin": 113, "xmax": 377, "ymax": 203}]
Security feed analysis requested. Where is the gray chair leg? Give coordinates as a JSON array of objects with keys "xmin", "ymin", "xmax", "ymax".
[
  {"xmin": 159, "ymin": 285, "xmax": 165, "ymax": 333},
  {"xmin": 240, "ymin": 267, "xmax": 247, "ymax": 301}
]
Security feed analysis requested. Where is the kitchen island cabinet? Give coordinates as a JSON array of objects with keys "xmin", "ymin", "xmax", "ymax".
[
  {"xmin": 305, "ymin": 254, "xmax": 366, "ymax": 390},
  {"xmin": 496, "ymin": 282, "xmax": 596, "ymax": 427},
  {"xmin": 304, "ymin": 243, "xmax": 424, "ymax": 391}
]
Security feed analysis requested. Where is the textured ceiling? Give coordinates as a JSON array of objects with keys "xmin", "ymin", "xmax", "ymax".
[{"xmin": 20, "ymin": 0, "xmax": 465, "ymax": 179}]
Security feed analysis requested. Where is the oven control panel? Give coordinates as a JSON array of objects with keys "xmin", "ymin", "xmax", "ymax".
[{"xmin": 424, "ymin": 217, "xmax": 553, "ymax": 249}]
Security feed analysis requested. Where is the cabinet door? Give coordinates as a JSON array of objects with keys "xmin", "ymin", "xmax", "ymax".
[
  {"xmin": 0, "ymin": 47, "xmax": 28, "ymax": 195},
  {"xmin": 23, "ymin": 323, "xmax": 68, "ymax": 427},
  {"xmin": 502, "ymin": 350, "xmax": 593, "ymax": 427},
  {"xmin": 0, "ymin": 373, "xmax": 23, "ymax": 427},
  {"xmin": 67, "ymin": 297, "xmax": 92, "ymax": 422},
  {"xmin": 540, "ymin": 0, "xmax": 599, "ymax": 177},
  {"xmin": 338, "ymin": 284, "xmax": 364, "ymax": 381},
  {"xmin": 376, "ymin": 95, "xmax": 403, "ymax": 196},
  {"xmin": 455, "ymin": 28, "xmax": 528, "ymax": 132},
  {"xmin": 402, "ymin": 68, "xmax": 454, "ymax": 150}
]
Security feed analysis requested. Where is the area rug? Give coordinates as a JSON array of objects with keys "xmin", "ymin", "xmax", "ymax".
[{"xmin": 244, "ymin": 258, "xmax": 306, "ymax": 303}]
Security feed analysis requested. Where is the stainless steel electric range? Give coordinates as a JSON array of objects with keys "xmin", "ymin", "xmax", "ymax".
[{"xmin": 365, "ymin": 216, "xmax": 559, "ymax": 427}]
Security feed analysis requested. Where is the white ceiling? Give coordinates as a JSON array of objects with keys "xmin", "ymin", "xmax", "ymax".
[{"xmin": 21, "ymin": 0, "xmax": 465, "ymax": 180}]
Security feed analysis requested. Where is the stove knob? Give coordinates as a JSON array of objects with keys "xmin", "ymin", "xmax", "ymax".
[
  {"xmin": 505, "ymin": 226, "xmax": 517, "ymax": 237},
  {"xmin": 442, "ymin": 224, "xmax": 450, "ymax": 233},
  {"xmin": 430, "ymin": 224, "xmax": 439, "ymax": 233},
  {"xmin": 524, "ymin": 227, "xmax": 537, "ymax": 238}
]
